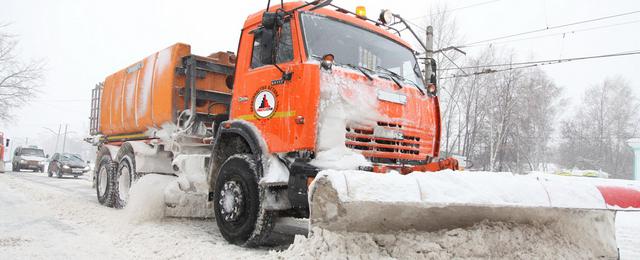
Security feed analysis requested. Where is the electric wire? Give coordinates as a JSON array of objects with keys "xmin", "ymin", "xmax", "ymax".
[
  {"xmin": 439, "ymin": 49, "xmax": 640, "ymax": 78},
  {"xmin": 457, "ymin": 10, "xmax": 640, "ymax": 48}
]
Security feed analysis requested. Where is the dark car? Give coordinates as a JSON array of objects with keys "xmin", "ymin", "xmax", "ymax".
[
  {"xmin": 12, "ymin": 146, "xmax": 47, "ymax": 172},
  {"xmin": 48, "ymin": 153, "xmax": 90, "ymax": 178}
]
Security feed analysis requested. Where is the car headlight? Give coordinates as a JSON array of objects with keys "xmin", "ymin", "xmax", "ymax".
[
  {"xmin": 84, "ymin": 166, "xmax": 90, "ymax": 171},
  {"xmin": 20, "ymin": 159, "xmax": 26, "ymax": 163},
  {"xmin": 63, "ymin": 165, "xmax": 70, "ymax": 169},
  {"xmin": 39, "ymin": 161, "xmax": 45, "ymax": 165}
]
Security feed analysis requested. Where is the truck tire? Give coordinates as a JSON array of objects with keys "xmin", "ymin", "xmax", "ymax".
[
  {"xmin": 213, "ymin": 154, "xmax": 275, "ymax": 247},
  {"xmin": 112, "ymin": 143, "xmax": 136, "ymax": 209},
  {"xmin": 96, "ymin": 146, "xmax": 115, "ymax": 207}
]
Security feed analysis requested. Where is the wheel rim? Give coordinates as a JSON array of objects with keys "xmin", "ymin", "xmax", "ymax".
[
  {"xmin": 219, "ymin": 180, "xmax": 245, "ymax": 222},
  {"xmin": 118, "ymin": 162, "xmax": 131, "ymax": 203},
  {"xmin": 98, "ymin": 166, "xmax": 108, "ymax": 196}
]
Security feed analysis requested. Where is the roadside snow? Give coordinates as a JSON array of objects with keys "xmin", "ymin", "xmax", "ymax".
[
  {"xmin": 273, "ymin": 222, "xmax": 595, "ymax": 259},
  {"xmin": 617, "ymin": 212, "xmax": 640, "ymax": 259}
]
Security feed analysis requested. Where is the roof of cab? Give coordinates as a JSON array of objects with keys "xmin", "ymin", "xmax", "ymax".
[{"xmin": 244, "ymin": 1, "xmax": 414, "ymax": 51}]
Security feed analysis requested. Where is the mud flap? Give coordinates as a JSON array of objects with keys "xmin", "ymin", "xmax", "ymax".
[{"xmin": 309, "ymin": 171, "xmax": 639, "ymax": 259}]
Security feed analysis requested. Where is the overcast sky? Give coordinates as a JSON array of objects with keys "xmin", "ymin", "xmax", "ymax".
[{"xmin": 1, "ymin": 0, "xmax": 639, "ymax": 152}]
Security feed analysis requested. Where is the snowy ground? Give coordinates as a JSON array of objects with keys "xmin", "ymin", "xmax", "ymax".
[{"xmin": 1, "ymin": 170, "xmax": 638, "ymax": 259}]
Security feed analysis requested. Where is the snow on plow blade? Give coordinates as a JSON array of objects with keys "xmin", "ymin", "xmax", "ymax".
[{"xmin": 309, "ymin": 170, "xmax": 640, "ymax": 258}]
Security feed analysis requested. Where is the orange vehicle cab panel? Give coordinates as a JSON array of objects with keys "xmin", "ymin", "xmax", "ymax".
[{"xmin": 231, "ymin": 9, "xmax": 320, "ymax": 153}]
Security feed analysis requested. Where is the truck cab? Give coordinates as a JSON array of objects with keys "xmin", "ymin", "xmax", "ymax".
[{"xmin": 209, "ymin": 1, "xmax": 445, "ymax": 245}]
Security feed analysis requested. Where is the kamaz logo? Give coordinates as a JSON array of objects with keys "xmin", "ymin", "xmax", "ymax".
[{"xmin": 271, "ymin": 79, "xmax": 285, "ymax": 86}]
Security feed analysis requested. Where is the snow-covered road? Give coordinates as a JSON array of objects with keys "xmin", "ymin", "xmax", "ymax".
[
  {"xmin": 0, "ymin": 171, "xmax": 272, "ymax": 259},
  {"xmin": 1, "ymin": 171, "xmax": 639, "ymax": 259}
]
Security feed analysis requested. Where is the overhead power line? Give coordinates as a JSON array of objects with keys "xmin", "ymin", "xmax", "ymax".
[
  {"xmin": 439, "ymin": 49, "xmax": 640, "ymax": 78},
  {"xmin": 409, "ymin": 0, "xmax": 503, "ymax": 21},
  {"xmin": 462, "ymin": 19, "xmax": 640, "ymax": 49},
  {"xmin": 457, "ymin": 10, "xmax": 640, "ymax": 48}
]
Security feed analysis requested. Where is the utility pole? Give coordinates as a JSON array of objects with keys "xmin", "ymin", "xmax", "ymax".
[
  {"xmin": 62, "ymin": 124, "xmax": 68, "ymax": 153},
  {"xmin": 425, "ymin": 25, "xmax": 434, "ymax": 84},
  {"xmin": 55, "ymin": 124, "xmax": 61, "ymax": 153}
]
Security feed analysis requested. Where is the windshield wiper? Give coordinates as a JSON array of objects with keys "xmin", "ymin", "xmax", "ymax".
[
  {"xmin": 377, "ymin": 65, "xmax": 426, "ymax": 95},
  {"xmin": 346, "ymin": 64, "xmax": 374, "ymax": 81},
  {"xmin": 375, "ymin": 66, "xmax": 406, "ymax": 89}
]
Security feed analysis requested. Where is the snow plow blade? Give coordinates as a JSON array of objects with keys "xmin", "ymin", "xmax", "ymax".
[{"xmin": 309, "ymin": 170, "xmax": 640, "ymax": 258}]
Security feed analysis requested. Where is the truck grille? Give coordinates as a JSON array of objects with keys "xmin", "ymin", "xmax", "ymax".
[{"xmin": 345, "ymin": 122, "xmax": 433, "ymax": 164}]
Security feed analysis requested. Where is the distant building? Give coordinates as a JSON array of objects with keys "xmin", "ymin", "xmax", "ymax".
[{"xmin": 628, "ymin": 138, "xmax": 640, "ymax": 181}]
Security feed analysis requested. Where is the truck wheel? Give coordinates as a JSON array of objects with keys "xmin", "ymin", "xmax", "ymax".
[
  {"xmin": 112, "ymin": 144, "xmax": 136, "ymax": 209},
  {"xmin": 213, "ymin": 154, "xmax": 275, "ymax": 247},
  {"xmin": 96, "ymin": 147, "xmax": 115, "ymax": 207}
]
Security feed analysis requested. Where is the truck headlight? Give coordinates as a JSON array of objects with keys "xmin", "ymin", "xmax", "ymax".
[{"xmin": 63, "ymin": 165, "xmax": 70, "ymax": 169}]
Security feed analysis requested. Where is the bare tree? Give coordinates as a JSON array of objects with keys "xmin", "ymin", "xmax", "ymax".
[
  {"xmin": 0, "ymin": 24, "xmax": 44, "ymax": 121},
  {"xmin": 558, "ymin": 77, "xmax": 639, "ymax": 179}
]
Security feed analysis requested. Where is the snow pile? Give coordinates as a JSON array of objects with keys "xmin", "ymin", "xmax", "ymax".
[
  {"xmin": 124, "ymin": 174, "xmax": 175, "ymax": 223},
  {"xmin": 274, "ymin": 223, "xmax": 595, "ymax": 259},
  {"xmin": 312, "ymin": 69, "xmax": 379, "ymax": 170}
]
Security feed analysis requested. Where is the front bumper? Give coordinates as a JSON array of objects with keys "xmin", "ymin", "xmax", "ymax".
[
  {"xmin": 19, "ymin": 162, "xmax": 45, "ymax": 169},
  {"xmin": 61, "ymin": 168, "xmax": 88, "ymax": 175}
]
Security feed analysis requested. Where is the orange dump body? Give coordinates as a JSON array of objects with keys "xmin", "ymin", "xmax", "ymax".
[{"xmin": 99, "ymin": 43, "xmax": 234, "ymax": 136}]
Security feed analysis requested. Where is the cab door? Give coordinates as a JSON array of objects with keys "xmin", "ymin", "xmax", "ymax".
[{"xmin": 232, "ymin": 17, "xmax": 311, "ymax": 153}]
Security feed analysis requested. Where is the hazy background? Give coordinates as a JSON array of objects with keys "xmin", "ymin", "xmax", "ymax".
[{"xmin": 1, "ymin": 0, "xmax": 639, "ymax": 161}]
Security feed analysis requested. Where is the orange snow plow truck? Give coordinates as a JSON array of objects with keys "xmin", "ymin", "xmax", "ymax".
[{"xmin": 88, "ymin": 0, "xmax": 639, "ymax": 255}]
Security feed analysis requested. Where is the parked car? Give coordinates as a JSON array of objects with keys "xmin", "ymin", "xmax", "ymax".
[
  {"xmin": 12, "ymin": 146, "xmax": 46, "ymax": 172},
  {"xmin": 47, "ymin": 153, "xmax": 90, "ymax": 178}
]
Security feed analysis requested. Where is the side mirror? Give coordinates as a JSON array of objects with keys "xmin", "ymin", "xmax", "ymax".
[
  {"xmin": 258, "ymin": 11, "xmax": 283, "ymax": 66},
  {"xmin": 259, "ymin": 28, "xmax": 276, "ymax": 65},
  {"xmin": 225, "ymin": 74, "xmax": 234, "ymax": 89},
  {"xmin": 5, "ymin": 139, "xmax": 9, "ymax": 147},
  {"xmin": 86, "ymin": 161, "xmax": 90, "ymax": 164},
  {"xmin": 46, "ymin": 154, "xmax": 50, "ymax": 158}
]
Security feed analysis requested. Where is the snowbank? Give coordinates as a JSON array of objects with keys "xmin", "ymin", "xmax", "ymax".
[{"xmin": 273, "ymin": 222, "xmax": 595, "ymax": 259}]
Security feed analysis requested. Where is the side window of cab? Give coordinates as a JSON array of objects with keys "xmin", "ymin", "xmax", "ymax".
[{"xmin": 250, "ymin": 20, "xmax": 294, "ymax": 69}]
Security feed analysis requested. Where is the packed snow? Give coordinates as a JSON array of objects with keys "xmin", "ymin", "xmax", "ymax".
[
  {"xmin": 273, "ymin": 223, "xmax": 599, "ymax": 259},
  {"xmin": 1, "ymin": 170, "xmax": 639, "ymax": 259}
]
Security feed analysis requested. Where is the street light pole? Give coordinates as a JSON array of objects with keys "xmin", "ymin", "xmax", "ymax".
[
  {"xmin": 62, "ymin": 124, "xmax": 68, "ymax": 153},
  {"xmin": 55, "ymin": 124, "xmax": 61, "ymax": 153}
]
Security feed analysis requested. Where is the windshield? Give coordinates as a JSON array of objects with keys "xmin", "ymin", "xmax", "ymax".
[
  {"xmin": 300, "ymin": 13, "xmax": 425, "ymax": 88},
  {"xmin": 21, "ymin": 148, "xmax": 45, "ymax": 157},
  {"xmin": 61, "ymin": 153, "xmax": 84, "ymax": 164}
]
